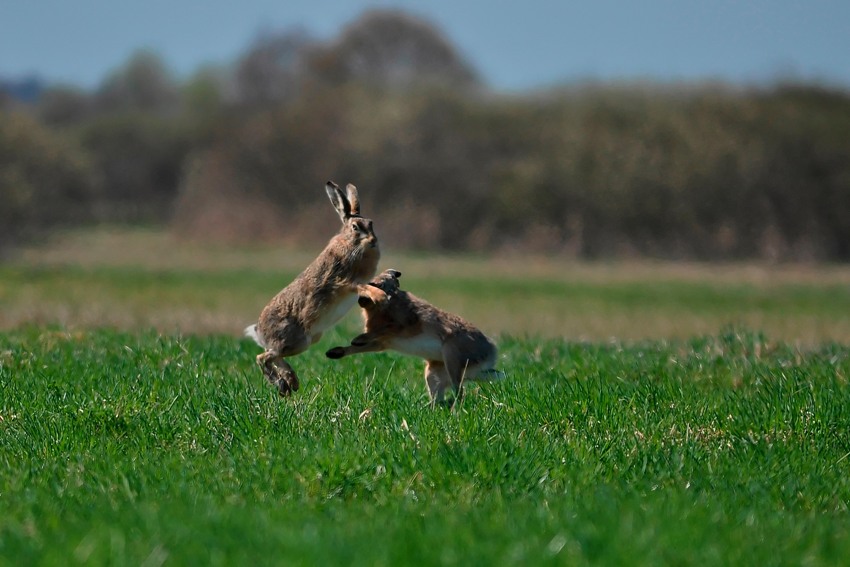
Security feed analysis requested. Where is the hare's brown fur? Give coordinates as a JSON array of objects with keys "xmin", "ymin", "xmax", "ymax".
[
  {"xmin": 247, "ymin": 181, "xmax": 379, "ymax": 396},
  {"xmin": 326, "ymin": 269, "xmax": 501, "ymax": 404}
]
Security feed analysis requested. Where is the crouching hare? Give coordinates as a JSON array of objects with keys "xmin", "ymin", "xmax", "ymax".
[
  {"xmin": 326, "ymin": 269, "xmax": 504, "ymax": 405},
  {"xmin": 245, "ymin": 181, "xmax": 379, "ymax": 396}
]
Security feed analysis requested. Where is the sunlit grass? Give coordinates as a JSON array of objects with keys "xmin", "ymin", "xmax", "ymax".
[{"xmin": 2, "ymin": 327, "xmax": 849, "ymax": 565}]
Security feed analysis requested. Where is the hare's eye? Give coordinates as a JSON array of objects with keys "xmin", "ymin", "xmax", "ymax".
[{"xmin": 351, "ymin": 224, "xmax": 359, "ymax": 233}]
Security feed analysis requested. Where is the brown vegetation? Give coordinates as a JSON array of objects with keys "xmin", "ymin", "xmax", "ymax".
[{"xmin": 6, "ymin": 228, "xmax": 850, "ymax": 343}]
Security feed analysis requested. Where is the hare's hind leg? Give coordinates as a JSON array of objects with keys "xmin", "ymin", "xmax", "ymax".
[
  {"xmin": 441, "ymin": 344, "xmax": 473, "ymax": 405},
  {"xmin": 256, "ymin": 351, "xmax": 301, "ymax": 397},
  {"xmin": 256, "ymin": 320, "xmax": 312, "ymax": 397},
  {"xmin": 424, "ymin": 361, "xmax": 453, "ymax": 407}
]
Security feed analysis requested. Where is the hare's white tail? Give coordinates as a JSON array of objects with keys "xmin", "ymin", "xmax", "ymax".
[{"xmin": 244, "ymin": 324, "xmax": 266, "ymax": 348}]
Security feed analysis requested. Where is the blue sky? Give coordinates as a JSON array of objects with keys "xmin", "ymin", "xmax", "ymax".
[{"xmin": 2, "ymin": 0, "xmax": 849, "ymax": 91}]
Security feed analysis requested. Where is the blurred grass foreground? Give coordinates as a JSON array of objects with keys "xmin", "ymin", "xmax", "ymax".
[{"xmin": 2, "ymin": 9, "xmax": 850, "ymax": 263}]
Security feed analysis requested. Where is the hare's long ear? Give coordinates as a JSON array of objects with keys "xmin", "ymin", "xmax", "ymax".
[
  {"xmin": 325, "ymin": 181, "xmax": 351, "ymax": 222},
  {"xmin": 345, "ymin": 183, "xmax": 360, "ymax": 217},
  {"xmin": 378, "ymin": 269, "xmax": 401, "ymax": 292}
]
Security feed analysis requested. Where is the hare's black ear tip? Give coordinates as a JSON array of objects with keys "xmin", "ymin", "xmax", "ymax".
[
  {"xmin": 389, "ymin": 269, "xmax": 402, "ymax": 279},
  {"xmin": 326, "ymin": 180, "xmax": 338, "ymax": 189}
]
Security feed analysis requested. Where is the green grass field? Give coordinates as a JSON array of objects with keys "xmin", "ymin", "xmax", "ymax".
[
  {"xmin": 2, "ymin": 328, "xmax": 850, "ymax": 565},
  {"xmin": 2, "ymin": 229, "xmax": 850, "ymax": 565}
]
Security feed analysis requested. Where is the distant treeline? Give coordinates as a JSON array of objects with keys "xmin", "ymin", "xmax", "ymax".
[{"xmin": 3, "ymin": 9, "xmax": 850, "ymax": 260}]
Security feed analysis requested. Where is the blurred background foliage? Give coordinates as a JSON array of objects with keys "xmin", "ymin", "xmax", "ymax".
[{"xmin": 2, "ymin": 9, "xmax": 850, "ymax": 261}]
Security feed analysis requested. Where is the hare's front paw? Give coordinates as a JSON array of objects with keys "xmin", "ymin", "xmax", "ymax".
[{"xmin": 350, "ymin": 333, "xmax": 372, "ymax": 346}]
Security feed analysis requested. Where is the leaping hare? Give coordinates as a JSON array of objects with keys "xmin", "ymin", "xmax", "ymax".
[
  {"xmin": 326, "ymin": 269, "xmax": 504, "ymax": 405},
  {"xmin": 245, "ymin": 181, "xmax": 379, "ymax": 396}
]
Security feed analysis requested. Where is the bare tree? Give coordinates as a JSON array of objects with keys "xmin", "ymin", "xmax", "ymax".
[
  {"xmin": 233, "ymin": 28, "xmax": 315, "ymax": 107},
  {"xmin": 95, "ymin": 50, "xmax": 178, "ymax": 113},
  {"xmin": 38, "ymin": 85, "xmax": 92, "ymax": 125},
  {"xmin": 311, "ymin": 10, "xmax": 479, "ymax": 90}
]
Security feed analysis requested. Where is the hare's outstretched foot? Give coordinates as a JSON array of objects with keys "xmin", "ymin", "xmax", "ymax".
[
  {"xmin": 326, "ymin": 347, "xmax": 346, "ymax": 359},
  {"xmin": 271, "ymin": 366, "xmax": 300, "ymax": 397},
  {"xmin": 326, "ymin": 329, "xmax": 384, "ymax": 360},
  {"xmin": 257, "ymin": 351, "xmax": 300, "ymax": 397},
  {"xmin": 326, "ymin": 337, "xmax": 383, "ymax": 359}
]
